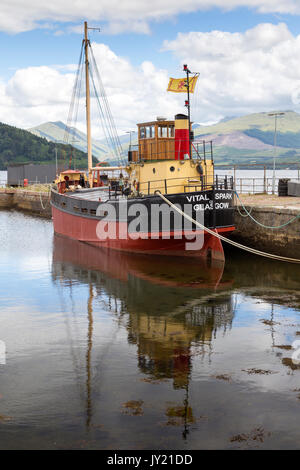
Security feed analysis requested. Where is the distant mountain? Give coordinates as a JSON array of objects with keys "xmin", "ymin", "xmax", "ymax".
[
  {"xmin": 26, "ymin": 110, "xmax": 300, "ymax": 167},
  {"xmin": 196, "ymin": 130, "xmax": 273, "ymax": 151},
  {"xmin": 194, "ymin": 110, "xmax": 300, "ymax": 135},
  {"xmin": 28, "ymin": 121, "xmax": 110, "ymax": 161},
  {"xmin": 0, "ymin": 121, "xmax": 97, "ymax": 171},
  {"xmin": 218, "ymin": 116, "xmax": 237, "ymax": 123},
  {"xmin": 27, "ymin": 120, "xmax": 141, "ymax": 165},
  {"xmin": 193, "ymin": 110, "xmax": 300, "ymax": 165}
]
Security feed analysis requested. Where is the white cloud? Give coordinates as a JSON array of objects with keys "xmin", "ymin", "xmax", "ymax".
[
  {"xmin": 87, "ymin": 43, "xmax": 184, "ymax": 135},
  {"xmin": 2, "ymin": 22, "xmax": 300, "ymax": 136},
  {"xmin": 162, "ymin": 22, "xmax": 300, "ymax": 122},
  {"xmin": 6, "ymin": 66, "xmax": 74, "ymax": 107},
  {"xmin": 0, "ymin": 65, "xmax": 76, "ymax": 129},
  {"xmin": 0, "ymin": 1, "xmax": 300, "ymax": 34},
  {"xmin": 0, "ymin": 42, "xmax": 183, "ymax": 138}
]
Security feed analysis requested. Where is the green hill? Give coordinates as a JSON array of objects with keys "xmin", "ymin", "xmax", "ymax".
[
  {"xmin": 0, "ymin": 122, "xmax": 98, "ymax": 170},
  {"xmin": 195, "ymin": 110, "xmax": 300, "ymax": 135},
  {"xmin": 194, "ymin": 110, "xmax": 300, "ymax": 165},
  {"xmin": 10, "ymin": 110, "xmax": 300, "ymax": 168},
  {"xmin": 243, "ymin": 128, "xmax": 300, "ymax": 148}
]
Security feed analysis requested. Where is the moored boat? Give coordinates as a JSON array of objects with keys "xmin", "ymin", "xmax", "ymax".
[{"xmin": 51, "ymin": 22, "xmax": 235, "ymax": 261}]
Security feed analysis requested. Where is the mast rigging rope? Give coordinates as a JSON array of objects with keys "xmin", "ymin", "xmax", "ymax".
[
  {"xmin": 63, "ymin": 40, "xmax": 85, "ymax": 169},
  {"xmin": 88, "ymin": 43, "xmax": 126, "ymax": 166},
  {"xmin": 62, "ymin": 34, "xmax": 126, "ymax": 170}
]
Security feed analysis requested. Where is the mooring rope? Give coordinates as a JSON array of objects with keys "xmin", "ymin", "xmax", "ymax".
[
  {"xmin": 236, "ymin": 198, "xmax": 254, "ymax": 218},
  {"xmin": 155, "ymin": 191, "xmax": 300, "ymax": 264},
  {"xmin": 235, "ymin": 191, "xmax": 300, "ymax": 229},
  {"xmin": 39, "ymin": 187, "xmax": 52, "ymax": 210}
]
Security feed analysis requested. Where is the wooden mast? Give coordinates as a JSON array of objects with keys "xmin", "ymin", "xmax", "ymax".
[
  {"xmin": 84, "ymin": 21, "xmax": 93, "ymax": 187},
  {"xmin": 183, "ymin": 64, "xmax": 191, "ymax": 159}
]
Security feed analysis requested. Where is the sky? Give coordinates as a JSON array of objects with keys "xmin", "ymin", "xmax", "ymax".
[{"xmin": 2, "ymin": 1, "xmax": 300, "ymax": 139}]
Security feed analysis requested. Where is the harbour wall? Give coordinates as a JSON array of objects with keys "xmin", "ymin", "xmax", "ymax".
[
  {"xmin": 0, "ymin": 189, "xmax": 52, "ymax": 218},
  {"xmin": 230, "ymin": 204, "xmax": 300, "ymax": 258}
]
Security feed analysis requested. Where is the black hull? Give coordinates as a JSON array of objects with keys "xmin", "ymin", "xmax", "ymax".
[{"xmin": 51, "ymin": 188, "xmax": 235, "ymax": 233}]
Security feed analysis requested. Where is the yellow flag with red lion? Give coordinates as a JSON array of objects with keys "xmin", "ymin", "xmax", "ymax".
[{"xmin": 167, "ymin": 76, "xmax": 198, "ymax": 93}]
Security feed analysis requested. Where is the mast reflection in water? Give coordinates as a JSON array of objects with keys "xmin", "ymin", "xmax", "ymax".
[
  {"xmin": 52, "ymin": 235, "xmax": 234, "ymax": 437},
  {"xmin": 1, "ymin": 211, "xmax": 300, "ymax": 449}
]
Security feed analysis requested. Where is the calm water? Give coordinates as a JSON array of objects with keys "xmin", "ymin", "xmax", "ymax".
[{"xmin": 0, "ymin": 209, "xmax": 299, "ymax": 450}]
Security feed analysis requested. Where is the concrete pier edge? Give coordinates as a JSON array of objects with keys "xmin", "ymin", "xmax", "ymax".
[
  {"xmin": 230, "ymin": 199, "xmax": 300, "ymax": 258},
  {"xmin": 0, "ymin": 188, "xmax": 52, "ymax": 218}
]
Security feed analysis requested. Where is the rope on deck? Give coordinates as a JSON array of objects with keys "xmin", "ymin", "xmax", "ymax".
[{"xmin": 155, "ymin": 191, "xmax": 300, "ymax": 264}]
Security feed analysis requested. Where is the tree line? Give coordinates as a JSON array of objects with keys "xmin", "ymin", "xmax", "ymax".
[{"xmin": 0, "ymin": 121, "xmax": 97, "ymax": 170}]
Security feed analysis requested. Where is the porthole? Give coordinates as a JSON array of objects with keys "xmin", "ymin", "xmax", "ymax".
[{"xmin": 170, "ymin": 166, "xmax": 175, "ymax": 172}]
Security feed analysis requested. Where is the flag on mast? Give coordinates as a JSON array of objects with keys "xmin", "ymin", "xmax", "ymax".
[{"xmin": 167, "ymin": 76, "xmax": 198, "ymax": 93}]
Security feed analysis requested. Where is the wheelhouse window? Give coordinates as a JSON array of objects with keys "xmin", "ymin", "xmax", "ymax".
[
  {"xmin": 140, "ymin": 126, "xmax": 155, "ymax": 139},
  {"xmin": 159, "ymin": 126, "xmax": 168, "ymax": 138},
  {"xmin": 150, "ymin": 126, "xmax": 155, "ymax": 138},
  {"xmin": 158, "ymin": 125, "xmax": 174, "ymax": 138},
  {"xmin": 139, "ymin": 123, "xmax": 174, "ymax": 140},
  {"xmin": 139, "ymin": 127, "xmax": 145, "ymax": 139}
]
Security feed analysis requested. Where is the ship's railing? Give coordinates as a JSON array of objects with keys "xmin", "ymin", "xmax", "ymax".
[
  {"xmin": 234, "ymin": 177, "xmax": 295, "ymax": 194},
  {"xmin": 107, "ymin": 174, "xmax": 234, "ymax": 199},
  {"xmin": 214, "ymin": 175, "xmax": 234, "ymax": 190},
  {"xmin": 191, "ymin": 140, "xmax": 213, "ymax": 162},
  {"xmin": 138, "ymin": 175, "xmax": 233, "ymax": 196}
]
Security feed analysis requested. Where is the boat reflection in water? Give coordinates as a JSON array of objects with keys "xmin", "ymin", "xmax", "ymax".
[
  {"xmin": 52, "ymin": 234, "xmax": 231, "ymax": 290},
  {"xmin": 52, "ymin": 235, "xmax": 234, "ymax": 436}
]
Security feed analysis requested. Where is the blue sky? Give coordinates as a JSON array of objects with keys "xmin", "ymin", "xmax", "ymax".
[
  {"xmin": 1, "ymin": 1, "xmax": 300, "ymax": 136},
  {"xmin": 1, "ymin": 6, "xmax": 299, "ymax": 76}
]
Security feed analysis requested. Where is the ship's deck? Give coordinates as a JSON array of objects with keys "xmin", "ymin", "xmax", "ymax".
[{"xmin": 66, "ymin": 187, "xmax": 127, "ymax": 202}]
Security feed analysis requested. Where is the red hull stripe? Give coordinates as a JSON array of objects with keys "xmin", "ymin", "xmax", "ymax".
[{"xmin": 52, "ymin": 206, "xmax": 233, "ymax": 259}]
